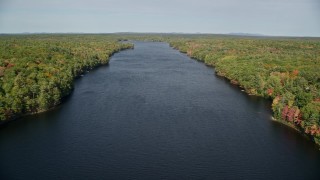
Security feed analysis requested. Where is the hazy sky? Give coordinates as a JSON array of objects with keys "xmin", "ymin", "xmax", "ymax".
[{"xmin": 0, "ymin": 0, "xmax": 319, "ymax": 36}]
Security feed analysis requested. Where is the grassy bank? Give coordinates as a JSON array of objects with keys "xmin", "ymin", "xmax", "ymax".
[{"xmin": 0, "ymin": 34, "xmax": 133, "ymax": 123}]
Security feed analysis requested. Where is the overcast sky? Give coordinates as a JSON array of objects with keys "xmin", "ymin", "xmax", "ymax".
[{"xmin": 0, "ymin": 0, "xmax": 319, "ymax": 36}]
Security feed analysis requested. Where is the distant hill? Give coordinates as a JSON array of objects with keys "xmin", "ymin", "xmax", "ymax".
[{"xmin": 227, "ymin": 33, "xmax": 267, "ymax": 37}]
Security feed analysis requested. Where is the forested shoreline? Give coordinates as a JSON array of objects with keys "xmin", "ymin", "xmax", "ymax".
[
  {"xmin": 167, "ymin": 36, "xmax": 320, "ymax": 145},
  {"xmin": 1, "ymin": 34, "xmax": 319, "ymax": 146},
  {"xmin": 0, "ymin": 35, "xmax": 133, "ymax": 123},
  {"xmin": 118, "ymin": 34, "xmax": 320, "ymax": 145}
]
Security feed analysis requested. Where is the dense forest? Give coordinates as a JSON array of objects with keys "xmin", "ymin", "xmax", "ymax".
[
  {"xmin": 0, "ymin": 34, "xmax": 133, "ymax": 122},
  {"xmin": 167, "ymin": 36, "xmax": 320, "ymax": 144}
]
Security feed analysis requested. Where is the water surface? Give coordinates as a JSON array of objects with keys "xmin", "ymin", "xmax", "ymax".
[{"xmin": 1, "ymin": 41, "xmax": 320, "ymax": 179}]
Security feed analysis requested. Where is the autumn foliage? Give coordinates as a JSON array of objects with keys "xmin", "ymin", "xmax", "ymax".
[
  {"xmin": 0, "ymin": 34, "xmax": 133, "ymax": 121},
  {"xmin": 169, "ymin": 35, "xmax": 320, "ymax": 144}
]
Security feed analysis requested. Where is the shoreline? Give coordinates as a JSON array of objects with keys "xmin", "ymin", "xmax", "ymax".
[
  {"xmin": 271, "ymin": 116, "xmax": 303, "ymax": 134},
  {"xmin": 271, "ymin": 117, "xmax": 320, "ymax": 147},
  {"xmin": 0, "ymin": 46, "xmax": 133, "ymax": 127},
  {"xmin": 169, "ymin": 43, "xmax": 320, "ymax": 147}
]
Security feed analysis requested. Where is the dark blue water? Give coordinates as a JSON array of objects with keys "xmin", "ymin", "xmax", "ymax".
[{"xmin": 1, "ymin": 41, "xmax": 320, "ymax": 180}]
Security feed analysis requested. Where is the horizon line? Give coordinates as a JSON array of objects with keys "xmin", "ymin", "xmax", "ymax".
[{"xmin": 0, "ymin": 32, "xmax": 319, "ymax": 38}]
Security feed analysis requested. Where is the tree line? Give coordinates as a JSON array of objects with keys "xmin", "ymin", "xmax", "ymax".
[
  {"xmin": 168, "ymin": 36, "xmax": 320, "ymax": 144},
  {"xmin": 0, "ymin": 34, "xmax": 133, "ymax": 122}
]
